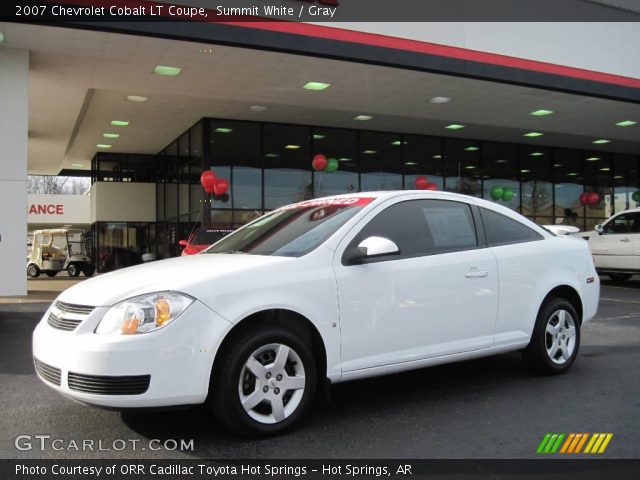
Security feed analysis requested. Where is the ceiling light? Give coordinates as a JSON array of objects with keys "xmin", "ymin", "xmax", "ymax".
[
  {"xmin": 354, "ymin": 115, "xmax": 373, "ymax": 121},
  {"xmin": 432, "ymin": 154, "xmax": 442, "ymax": 159},
  {"xmin": 250, "ymin": 105, "xmax": 268, "ymax": 112},
  {"xmin": 362, "ymin": 150, "xmax": 377, "ymax": 154},
  {"xmin": 445, "ymin": 124, "xmax": 465, "ymax": 130},
  {"xmin": 103, "ymin": 133, "xmax": 120, "ymax": 139},
  {"xmin": 524, "ymin": 132, "xmax": 543, "ymax": 137},
  {"xmin": 126, "ymin": 95, "xmax": 148, "ymax": 102},
  {"xmin": 391, "ymin": 140, "xmax": 408, "ymax": 146},
  {"xmin": 593, "ymin": 139, "xmax": 610, "ymax": 144},
  {"xmin": 600, "ymin": 167, "xmax": 611, "ymax": 172},
  {"xmin": 566, "ymin": 172, "xmax": 578, "ymax": 176},
  {"xmin": 96, "ymin": 144, "xmax": 112, "ymax": 149},
  {"xmin": 529, "ymin": 152, "xmax": 545, "ymax": 157},
  {"xmin": 404, "ymin": 162, "xmax": 418, "ymax": 166},
  {"xmin": 615, "ymin": 120, "xmax": 636, "ymax": 127},
  {"xmin": 0, "ymin": 32, "xmax": 5, "ymax": 43},
  {"xmin": 338, "ymin": 158, "xmax": 351, "ymax": 162},
  {"xmin": 111, "ymin": 120, "xmax": 129, "ymax": 126},
  {"xmin": 464, "ymin": 165, "xmax": 477, "ymax": 169},
  {"xmin": 553, "ymin": 163, "xmax": 563, "ymax": 167},
  {"xmin": 313, "ymin": 134, "xmax": 326, "ymax": 140},
  {"xmin": 303, "ymin": 82, "xmax": 331, "ymax": 91},
  {"xmin": 71, "ymin": 163, "xmax": 84, "ymax": 167},
  {"xmin": 494, "ymin": 159, "xmax": 508, "ymax": 164},
  {"xmin": 285, "ymin": 145, "xmax": 301, "ymax": 150},
  {"xmin": 429, "ymin": 96, "xmax": 451, "ymax": 104},
  {"xmin": 265, "ymin": 153, "xmax": 279, "ymax": 158},
  {"xmin": 530, "ymin": 109, "xmax": 554, "ymax": 116},
  {"xmin": 464, "ymin": 146, "xmax": 479, "ymax": 151},
  {"xmin": 215, "ymin": 127, "xmax": 233, "ymax": 133},
  {"xmin": 521, "ymin": 169, "xmax": 531, "ymax": 173},
  {"xmin": 614, "ymin": 175, "xmax": 624, "ymax": 179},
  {"xmin": 586, "ymin": 157, "xmax": 600, "ymax": 161},
  {"xmin": 153, "ymin": 65, "xmax": 182, "ymax": 76}
]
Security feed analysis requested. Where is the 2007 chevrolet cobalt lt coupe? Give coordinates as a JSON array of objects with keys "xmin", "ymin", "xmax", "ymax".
[{"xmin": 33, "ymin": 191, "xmax": 599, "ymax": 436}]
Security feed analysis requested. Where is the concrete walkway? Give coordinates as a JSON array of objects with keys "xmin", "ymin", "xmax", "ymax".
[{"xmin": 0, "ymin": 276, "xmax": 88, "ymax": 304}]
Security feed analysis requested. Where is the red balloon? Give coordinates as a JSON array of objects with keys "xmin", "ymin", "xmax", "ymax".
[
  {"xmin": 587, "ymin": 192, "xmax": 600, "ymax": 205},
  {"xmin": 213, "ymin": 178, "xmax": 229, "ymax": 196},
  {"xmin": 200, "ymin": 170, "xmax": 216, "ymax": 193},
  {"xmin": 425, "ymin": 182, "xmax": 438, "ymax": 191},
  {"xmin": 579, "ymin": 192, "xmax": 589, "ymax": 205},
  {"xmin": 312, "ymin": 154, "xmax": 328, "ymax": 171},
  {"xmin": 415, "ymin": 176, "xmax": 429, "ymax": 190}
]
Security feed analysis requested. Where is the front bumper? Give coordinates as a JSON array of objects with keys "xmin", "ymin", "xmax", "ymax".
[{"xmin": 32, "ymin": 300, "xmax": 232, "ymax": 408}]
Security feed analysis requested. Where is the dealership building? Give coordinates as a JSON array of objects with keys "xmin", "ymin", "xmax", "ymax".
[{"xmin": 1, "ymin": 0, "xmax": 640, "ymax": 295}]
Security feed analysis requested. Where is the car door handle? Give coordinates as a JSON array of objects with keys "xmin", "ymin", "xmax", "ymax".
[
  {"xmin": 620, "ymin": 238, "xmax": 630, "ymax": 242},
  {"xmin": 465, "ymin": 269, "xmax": 489, "ymax": 279}
]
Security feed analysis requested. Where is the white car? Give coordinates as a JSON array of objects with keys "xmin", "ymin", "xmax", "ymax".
[
  {"xmin": 33, "ymin": 191, "xmax": 599, "ymax": 436},
  {"xmin": 542, "ymin": 225, "xmax": 581, "ymax": 236},
  {"xmin": 578, "ymin": 208, "xmax": 640, "ymax": 282}
]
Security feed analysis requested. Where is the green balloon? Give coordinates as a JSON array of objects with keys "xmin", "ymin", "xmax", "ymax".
[
  {"xmin": 490, "ymin": 186, "xmax": 504, "ymax": 201},
  {"xmin": 502, "ymin": 187, "xmax": 514, "ymax": 202},
  {"xmin": 632, "ymin": 191, "xmax": 640, "ymax": 203},
  {"xmin": 325, "ymin": 157, "xmax": 339, "ymax": 173}
]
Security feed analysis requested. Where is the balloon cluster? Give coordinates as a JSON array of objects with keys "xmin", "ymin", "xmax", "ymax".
[
  {"xmin": 490, "ymin": 186, "xmax": 515, "ymax": 202},
  {"xmin": 579, "ymin": 192, "xmax": 600, "ymax": 205},
  {"xmin": 414, "ymin": 176, "xmax": 438, "ymax": 191},
  {"xmin": 200, "ymin": 170, "xmax": 229, "ymax": 197},
  {"xmin": 632, "ymin": 191, "xmax": 640, "ymax": 203},
  {"xmin": 312, "ymin": 154, "xmax": 339, "ymax": 173}
]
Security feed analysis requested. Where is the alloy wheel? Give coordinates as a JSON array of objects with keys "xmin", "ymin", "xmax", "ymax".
[{"xmin": 545, "ymin": 309, "xmax": 577, "ymax": 365}]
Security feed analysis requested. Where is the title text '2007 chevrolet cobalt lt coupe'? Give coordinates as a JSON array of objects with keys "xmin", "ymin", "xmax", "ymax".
[{"xmin": 33, "ymin": 191, "xmax": 599, "ymax": 436}]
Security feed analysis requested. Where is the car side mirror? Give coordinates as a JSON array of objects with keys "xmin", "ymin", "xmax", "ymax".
[
  {"xmin": 178, "ymin": 240, "xmax": 188, "ymax": 247},
  {"xmin": 595, "ymin": 224, "xmax": 603, "ymax": 235},
  {"xmin": 344, "ymin": 236, "xmax": 400, "ymax": 264}
]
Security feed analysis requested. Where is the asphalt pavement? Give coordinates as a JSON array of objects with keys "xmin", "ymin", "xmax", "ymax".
[{"xmin": 1, "ymin": 278, "xmax": 638, "ymax": 459}]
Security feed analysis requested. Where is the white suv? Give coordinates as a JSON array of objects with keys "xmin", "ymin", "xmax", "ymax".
[
  {"xmin": 580, "ymin": 208, "xmax": 640, "ymax": 282},
  {"xmin": 33, "ymin": 191, "xmax": 599, "ymax": 436}
]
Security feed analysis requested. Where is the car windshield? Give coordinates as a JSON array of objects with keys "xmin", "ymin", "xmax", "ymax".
[
  {"xmin": 192, "ymin": 230, "xmax": 233, "ymax": 245},
  {"xmin": 205, "ymin": 197, "xmax": 374, "ymax": 257}
]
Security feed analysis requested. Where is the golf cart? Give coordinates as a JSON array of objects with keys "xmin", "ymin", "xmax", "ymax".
[{"xmin": 27, "ymin": 228, "xmax": 94, "ymax": 278}]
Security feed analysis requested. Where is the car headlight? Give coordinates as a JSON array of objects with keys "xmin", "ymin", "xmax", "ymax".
[{"xmin": 95, "ymin": 292, "xmax": 194, "ymax": 335}]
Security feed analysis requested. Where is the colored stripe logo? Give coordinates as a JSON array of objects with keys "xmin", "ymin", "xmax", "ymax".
[{"xmin": 537, "ymin": 433, "xmax": 613, "ymax": 454}]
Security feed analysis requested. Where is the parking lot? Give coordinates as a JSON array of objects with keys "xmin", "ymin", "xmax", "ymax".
[{"xmin": 1, "ymin": 278, "xmax": 638, "ymax": 459}]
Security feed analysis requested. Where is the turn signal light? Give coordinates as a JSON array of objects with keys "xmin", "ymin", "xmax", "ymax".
[{"xmin": 155, "ymin": 299, "xmax": 172, "ymax": 326}]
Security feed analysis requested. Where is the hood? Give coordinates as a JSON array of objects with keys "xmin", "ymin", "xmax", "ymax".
[{"xmin": 58, "ymin": 254, "xmax": 293, "ymax": 307}]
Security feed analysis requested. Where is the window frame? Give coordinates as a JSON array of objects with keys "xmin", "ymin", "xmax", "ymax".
[{"xmin": 341, "ymin": 198, "xmax": 485, "ymax": 266}]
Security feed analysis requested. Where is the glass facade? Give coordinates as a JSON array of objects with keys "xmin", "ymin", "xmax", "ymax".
[{"xmin": 91, "ymin": 117, "xmax": 640, "ymax": 271}]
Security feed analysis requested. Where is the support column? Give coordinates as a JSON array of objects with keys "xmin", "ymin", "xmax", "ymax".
[{"xmin": 0, "ymin": 48, "xmax": 29, "ymax": 296}]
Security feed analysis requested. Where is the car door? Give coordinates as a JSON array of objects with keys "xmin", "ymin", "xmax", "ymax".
[
  {"xmin": 589, "ymin": 212, "xmax": 639, "ymax": 270},
  {"xmin": 333, "ymin": 197, "xmax": 499, "ymax": 373}
]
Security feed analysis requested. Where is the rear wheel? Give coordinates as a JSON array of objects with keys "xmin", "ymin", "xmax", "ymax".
[
  {"xmin": 608, "ymin": 273, "xmax": 633, "ymax": 282},
  {"xmin": 82, "ymin": 265, "xmax": 95, "ymax": 277},
  {"xmin": 523, "ymin": 297, "xmax": 580, "ymax": 375},
  {"xmin": 67, "ymin": 264, "xmax": 80, "ymax": 277},
  {"xmin": 27, "ymin": 265, "xmax": 40, "ymax": 278},
  {"xmin": 210, "ymin": 325, "xmax": 317, "ymax": 437}
]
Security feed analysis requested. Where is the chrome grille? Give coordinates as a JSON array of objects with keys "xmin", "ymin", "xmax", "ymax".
[
  {"xmin": 68, "ymin": 372, "xmax": 151, "ymax": 395},
  {"xmin": 34, "ymin": 358, "xmax": 62, "ymax": 386},
  {"xmin": 46, "ymin": 301, "xmax": 95, "ymax": 331}
]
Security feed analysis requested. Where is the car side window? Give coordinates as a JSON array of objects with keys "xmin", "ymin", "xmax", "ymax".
[
  {"xmin": 343, "ymin": 199, "xmax": 478, "ymax": 263},
  {"xmin": 481, "ymin": 208, "xmax": 543, "ymax": 246},
  {"xmin": 603, "ymin": 213, "xmax": 639, "ymax": 234}
]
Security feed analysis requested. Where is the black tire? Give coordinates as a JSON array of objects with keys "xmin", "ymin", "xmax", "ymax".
[
  {"xmin": 82, "ymin": 265, "xmax": 95, "ymax": 277},
  {"xmin": 27, "ymin": 265, "xmax": 40, "ymax": 278},
  {"xmin": 45, "ymin": 272, "xmax": 57, "ymax": 278},
  {"xmin": 210, "ymin": 325, "xmax": 317, "ymax": 437},
  {"xmin": 523, "ymin": 297, "xmax": 580, "ymax": 375},
  {"xmin": 67, "ymin": 264, "xmax": 80, "ymax": 277},
  {"xmin": 608, "ymin": 273, "xmax": 632, "ymax": 282}
]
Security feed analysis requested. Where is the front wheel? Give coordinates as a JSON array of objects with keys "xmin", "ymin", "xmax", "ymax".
[
  {"xmin": 210, "ymin": 326, "xmax": 317, "ymax": 437},
  {"xmin": 67, "ymin": 264, "xmax": 80, "ymax": 277},
  {"xmin": 523, "ymin": 298, "xmax": 580, "ymax": 375},
  {"xmin": 27, "ymin": 265, "xmax": 40, "ymax": 278}
]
